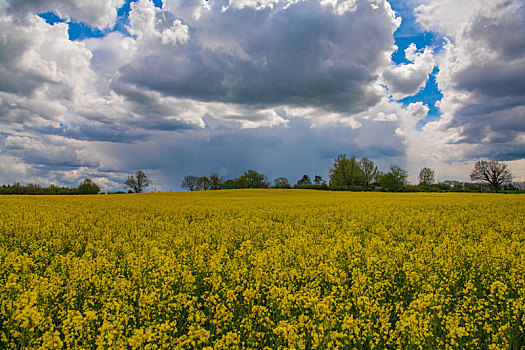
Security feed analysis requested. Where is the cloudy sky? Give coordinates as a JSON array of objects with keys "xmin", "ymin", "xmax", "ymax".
[{"xmin": 0, "ymin": 0, "xmax": 524, "ymax": 191}]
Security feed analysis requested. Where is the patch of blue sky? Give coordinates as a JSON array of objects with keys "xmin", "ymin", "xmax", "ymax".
[
  {"xmin": 38, "ymin": 0, "xmax": 163, "ymax": 41},
  {"xmin": 38, "ymin": 11, "xmax": 115, "ymax": 40},
  {"xmin": 400, "ymin": 67, "xmax": 444, "ymax": 129},
  {"xmin": 38, "ymin": 12, "xmax": 64, "ymax": 25},
  {"xmin": 39, "ymin": 12, "xmax": 110, "ymax": 39},
  {"xmin": 388, "ymin": 0, "xmax": 445, "ymax": 127},
  {"xmin": 152, "ymin": 0, "xmax": 164, "ymax": 8},
  {"xmin": 389, "ymin": 0, "xmax": 445, "ymax": 64},
  {"xmin": 392, "ymin": 32, "xmax": 443, "ymax": 65}
]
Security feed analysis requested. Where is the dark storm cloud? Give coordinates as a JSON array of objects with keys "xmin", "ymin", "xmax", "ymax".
[
  {"xmin": 464, "ymin": 142, "xmax": 525, "ymax": 162},
  {"xmin": 451, "ymin": 105, "xmax": 525, "ymax": 145},
  {"xmin": 116, "ymin": 0, "xmax": 397, "ymax": 113},
  {"xmin": 437, "ymin": 0, "xmax": 525, "ymax": 160},
  {"xmin": 453, "ymin": 63, "xmax": 525, "ymax": 99}
]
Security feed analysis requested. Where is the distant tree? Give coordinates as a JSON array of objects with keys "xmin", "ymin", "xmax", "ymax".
[
  {"xmin": 47, "ymin": 184, "xmax": 59, "ymax": 195},
  {"xmin": 125, "ymin": 170, "xmax": 149, "ymax": 193},
  {"xmin": 373, "ymin": 170, "xmax": 384, "ymax": 185},
  {"xmin": 273, "ymin": 177, "xmax": 291, "ymax": 188},
  {"xmin": 470, "ymin": 160, "xmax": 512, "ymax": 192},
  {"xmin": 314, "ymin": 175, "xmax": 324, "ymax": 185},
  {"xmin": 418, "ymin": 167, "xmax": 435, "ymax": 186},
  {"xmin": 297, "ymin": 175, "xmax": 312, "ymax": 185},
  {"xmin": 359, "ymin": 158, "xmax": 378, "ymax": 188},
  {"xmin": 443, "ymin": 180, "xmax": 463, "ymax": 190},
  {"xmin": 0, "ymin": 182, "xmax": 78, "ymax": 195},
  {"xmin": 197, "ymin": 176, "xmax": 212, "ymax": 190},
  {"xmin": 234, "ymin": 175, "xmax": 251, "ymax": 189},
  {"xmin": 222, "ymin": 179, "xmax": 235, "ymax": 189},
  {"xmin": 380, "ymin": 164, "xmax": 408, "ymax": 191},
  {"xmin": 329, "ymin": 154, "xmax": 364, "ymax": 187},
  {"xmin": 513, "ymin": 182, "xmax": 525, "ymax": 191},
  {"xmin": 435, "ymin": 182, "xmax": 451, "ymax": 191},
  {"xmin": 26, "ymin": 183, "xmax": 42, "ymax": 195},
  {"xmin": 209, "ymin": 173, "xmax": 224, "ymax": 190},
  {"xmin": 78, "ymin": 178, "xmax": 100, "ymax": 194},
  {"xmin": 244, "ymin": 170, "xmax": 268, "ymax": 188},
  {"xmin": 181, "ymin": 175, "xmax": 199, "ymax": 191}
]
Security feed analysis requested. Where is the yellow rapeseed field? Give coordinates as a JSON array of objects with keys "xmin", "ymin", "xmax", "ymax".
[{"xmin": 0, "ymin": 190, "xmax": 524, "ymax": 349}]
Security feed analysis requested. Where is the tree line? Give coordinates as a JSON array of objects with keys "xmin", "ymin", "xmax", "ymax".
[
  {"xmin": 182, "ymin": 156, "xmax": 520, "ymax": 193},
  {"xmin": 1, "ymin": 158, "xmax": 519, "ymax": 195},
  {"xmin": 0, "ymin": 170, "xmax": 150, "ymax": 195},
  {"xmin": 0, "ymin": 170, "xmax": 151, "ymax": 195},
  {"xmin": 0, "ymin": 179, "xmax": 100, "ymax": 195}
]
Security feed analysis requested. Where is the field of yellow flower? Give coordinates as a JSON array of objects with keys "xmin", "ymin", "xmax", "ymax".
[{"xmin": 0, "ymin": 190, "xmax": 524, "ymax": 349}]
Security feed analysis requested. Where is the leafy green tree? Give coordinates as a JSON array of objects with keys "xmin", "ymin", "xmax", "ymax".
[
  {"xmin": 197, "ymin": 176, "xmax": 211, "ymax": 190},
  {"xmin": 243, "ymin": 170, "xmax": 268, "ymax": 188},
  {"xmin": 297, "ymin": 175, "xmax": 311, "ymax": 185},
  {"xmin": 234, "ymin": 175, "xmax": 250, "ymax": 189},
  {"xmin": 418, "ymin": 167, "xmax": 435, "ymax": 186},
  {"xmin": 222, "ymin": 179, "xmax": 235, "ymax": 189},
  {"xmin": 209, "ymin": 173, "xmax": 224, "ymax": 190},
  {"xmin": 0, "ymin": 182, "xmax": 75, "ymax": 195},
  {"xmin": 25, "ymin": 183, "xmax": 41, "ymax": 195},
  {"xmin": 314, "ymin": 175, "xmax": 324, "ymax": 185},
  {"xmin": 329, "ymin": 154, "xmax": 364, "ymax": 187},
  {"xmin": 125, "ymin": 171, "xmax": 149, "ymax": 193},
  {"xmin": 273, "ymin": 177, "xmax": 291, "ymax": 188},
  {"xmin": 380, "ymin": 165, "xmax": 408, "ymax": 191},
  {"xmin": 374, "ymin": 170, "xmax": 384, "ymax": 185},
  {"xmin": 359, "ymin": 158, "xmax": 378, "ymax": 188},
  {"xmin": 329, "ymin": 154, "xmax": 347, "ymax": 186},
  {"xmin": 78, "ymin": 178, "xmax": 100, "ymax": 194}
]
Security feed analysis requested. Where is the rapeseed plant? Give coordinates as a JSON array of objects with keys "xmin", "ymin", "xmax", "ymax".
[{"xmin": 0, "ymin": 190, "xmax": 523, "ymax": 349}]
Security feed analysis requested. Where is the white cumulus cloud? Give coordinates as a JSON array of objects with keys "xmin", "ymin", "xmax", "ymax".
[{"xmin": 382, "ymin": 43, "xmax": 435, "ymax": 100}]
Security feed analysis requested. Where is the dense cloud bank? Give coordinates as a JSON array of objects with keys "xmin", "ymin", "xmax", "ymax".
[
  {"xmin": 0, "ymin": 0, "xmax": 523, "ymax": 189},
  {"xmin": 418, "ymin": 0, "xmax": 525, "ymax": 160}
]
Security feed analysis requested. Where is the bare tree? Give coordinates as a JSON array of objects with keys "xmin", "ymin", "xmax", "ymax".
[
  {"xmin": 513, "ymin": 182, "xmax": 525, "ymax": 191},
  {"xmin": 470, "ymin": 160, "xmax": 512, "ymax": 192},
  {"xmin": 125, "ymin": 170, "xmax": 149, "ymax": 193},
  {"xmin": 418, "ymin": 167, "xmax": 435, "ymax": 186},
  {"xmin": 181, "ymin": 175, "xmax": 199, "ymax": 191}
]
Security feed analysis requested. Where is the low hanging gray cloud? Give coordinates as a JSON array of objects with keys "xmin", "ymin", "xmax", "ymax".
[{"xmin": 92, "ymin": 116, "xmax": 405, "ymax": 188}]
